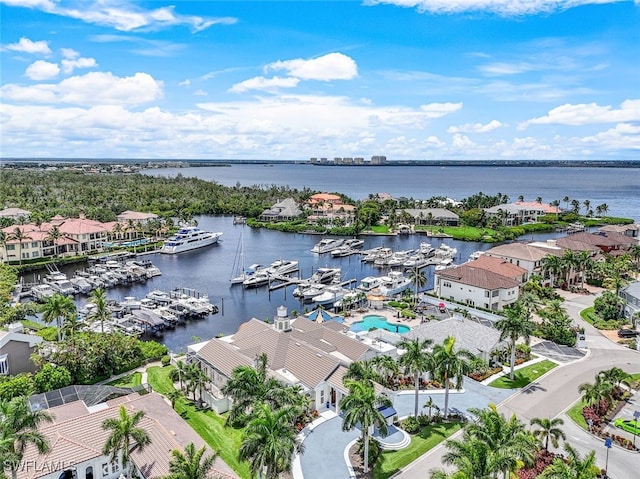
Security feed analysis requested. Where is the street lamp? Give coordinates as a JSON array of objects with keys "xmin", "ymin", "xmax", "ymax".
[{"xmin": 604, "ymin": 437, "xmax": 612, "ymax": 478}]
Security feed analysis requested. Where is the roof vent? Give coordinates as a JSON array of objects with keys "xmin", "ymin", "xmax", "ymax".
[{"xmin": 316, "ymin": 353, "xmax": 322, "ymax": 357}]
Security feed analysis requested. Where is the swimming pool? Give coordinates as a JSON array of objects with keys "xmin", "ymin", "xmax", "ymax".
[{"xmin": 350, "ymin": 315, "xmax": 410, "ymax": 334}]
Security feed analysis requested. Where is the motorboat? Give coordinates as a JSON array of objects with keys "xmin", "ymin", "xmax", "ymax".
[
  {"xmin": 357, "ymin": 276, "xmax": 384, "ymax": 292},
  {"xmin": 312, "ymin": 286, "xmax": 348, "ymax": 306},
  {"xmin": 30, "ymin": 284, "xmax": 55, "ymax": 301},
  {"xmin": 419, "ymin": 242, "xmax": 436, "ymax": 256},
  {"xmin": 230, "ymin": 263, "xmax": 263, "ymax": 285},
  {"xmin": 160, "ymin": 226, "xmax": 222, "ymax": 254},
  {"xmin": 266, "ymin": 259, "xmax": 299, "ymax": 275},
  {"xmin": 243, "ymin": 270, "xmax": 271, "ymax": 288},
  {"xmin": 50, "ymin": 279, "xmax": 76, "ymax": 296},
  {"xmin": 146, "ymin": 289, "xmax": 172, "ymax": 304},
  {"xmin": 435, "ymin": 257, "xmax": 454, "ymax": 271},
  {"xmin": 310, "ymin": 238, "xmax": 345, "ymax": 254},
  {"xmin": 330, "ymin": 238, "xmax": 364, "ymax": 257},
  {"xmin": 468, "ymin": 250, "xmax": 485, "ymax": 261},
  {"xmin": 378, "ymin": 271, "xmax": 412, "ymax": 298},
  {"xmin": 308, "ymin": 267, "xmax": 341, "ymax": 284}
]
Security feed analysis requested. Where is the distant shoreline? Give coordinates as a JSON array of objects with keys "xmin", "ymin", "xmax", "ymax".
[{"xmin": 2, "ymin": 158, "xmax": 640, "ymax": 168}]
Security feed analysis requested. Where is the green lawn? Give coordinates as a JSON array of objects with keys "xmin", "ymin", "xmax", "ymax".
[
  {"xmin": 146, "ymin": 366, "xmax": 251, "ymax": 479},
  {"xmin": 374, "ymin": 422, "xmax": 462, "ymax": 479},
  {"xmin": 488, "ymin": 360, "xmax": 557, "ymax": 389},
  {"xmin": 567, "ymin": 398, "xmax": 588, "ymax": 430},
  {"xmin": 107, "ymin": 372, "xmax": 142, "ymax": 388}
]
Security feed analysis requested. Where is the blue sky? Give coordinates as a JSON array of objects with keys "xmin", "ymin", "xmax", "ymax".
[{"xmin": 1, "ymin": 0, "xmax": 639, "ymax": 161}]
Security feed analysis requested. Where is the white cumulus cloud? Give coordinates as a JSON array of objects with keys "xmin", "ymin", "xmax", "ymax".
[
  {"xmin": 229, "ymin": 76, "xmax": 300, "ymax": 93},
  {"xmin": 2, "ymin": 71, "xmax": 163, "ymax": 106},
  {"xmin": 520, "ymin": 99, "xmax": 640, "ymax": 128},
  {"xmin": 267, "ymin": 52, "xmax": 358, "ymax": 81},
  {"xmin": 3, "ymin": 37, "xmax": 51, "ymax": 54},
  {"xmin": 25, "ymin": 60, "xmax": 60, "ymax": 80},
  {"xmin": 448, "ymin": 120, "xmax": 503, "ymax": 134},
  {"xmin": 61, "ymin": 57, "xmax": 97, "ymax": 74},
  {"xmin": 364, "ymin": 0, "xmax": 625, "ymax": 17}
]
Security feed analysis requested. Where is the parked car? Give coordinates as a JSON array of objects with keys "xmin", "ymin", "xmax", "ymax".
[
  {"xmin": 613, "ymin": 418, "xmax": 640, "ymax": 436},
  {"xmin": 617, "ymin": 328, "xmax": 639, "ymax": 338}
]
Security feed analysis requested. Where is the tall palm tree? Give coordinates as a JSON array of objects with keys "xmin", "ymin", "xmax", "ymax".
[
  {"xmin": 578, "ymin": 376, "xmax": 615, "ymax": 410},
  {"xmin": 45, "ymin": 225, "xmax": 64, "ymax": 258},
  {"xmin": 239, "ymin": 402, "xmax": 304, "ymax": 479},
  {"xmin": 370, "ymin": 354, "xmax": 399, "ymax": 388},
  {"xmin": 538, "ymin": 443, "xmax": 598, "ymax": 479},
  {"xmin": 432, "ymin": 336, "xmax": 474, "ymax": 418},
  {"xmin": 166, "ymin": 442, "xmax": 218, "ymax": 479},
  {"xmin": 438, "ymin": 437, "xmax": 503, "ymax": 479},
  {"xmin": 340, "ymin": 379, "xmax": 391, "ymax": 474},
  {"xmin": 541, "ymin": 254, "xmax": 563, "ymax": 288},
  {"xmin": 465, "ymin": 405, "xmax": 536, "ymax": 478},
  {"xmin": 0, "ymin": 231, "xmax": 10, "ymax": 263},
  {"xmin": 101, "ymin": 405, "xmax": 151, "ymax": 479},
  {"xmin": 530, "ymin": 417, "xmax": 566, "ymax": 451},
  {"xmin": 9, "ymin": 227, "xmax": 31, "ymax": 265},
  {"xmin": 397, "ymin": 337, "xmax": 433, "ymax": 418},
  {"xmin": 170, "ymin": 359, "xmax": 189, "ymax": 392},
  {"xmin": 495, "ymin": 302, "xmax": 536, "ymax": 380},
  {"xmin": 344, "ymin": 359, "xmax": 380, "ymax": 387},
  {"xmin": 88, "ymin": 287, "xmax": 111, "ymax": 333},
  {"xmin": 562, "ymin": 196, "xmax": 570, "ymax": 213},
  {"xmin": 561, "ymin": 250, "xmax": 579, "ymax": 286},
  {"xmin": 40, "ymin": 293, "xmax": 76, "ymax": 341},
  {"xmin": 408, "ymin": 267, "xmax": 427, "ymax": 305},
  {"xmin": 0, "ymin": 397, "xmax": 54, "ymax": 479}
]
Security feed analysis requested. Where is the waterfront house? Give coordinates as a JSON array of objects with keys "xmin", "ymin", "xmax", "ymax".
[
  {"xmin": 434, "ymin": 263, "xmax": 520, "ymax": 311},
  {"xmin": 402, "ymin": 317, "xmax": 506, "ymax": 363},
  {"xmin": 259, "ymin": 198, "xmax": 303, "ymax": 222},
  {"xmin": 189, "ymin": 306, "xmax": 382, "ymax": 414},
  {"xmin": 484, "ymin": 201, "xmax": 560, "ymax": 226},
  {"xmin": 116, "ymin": 210, "xmax": 159, "ymax": 225},
  {"xmin": 619, "ymin": 281, "xmax": 640, "ymax": 324},
  {"xmin": 598, "ymin": 223, "xmax": 640, "ymax": 242},
  {"xmin": 0, "ymin": 207, "xmax": 31, "ymax": 221},
  {"xmin": 402, "ymin": 208, "xmax": 460, "ymax": 227},
  {"xmin": 305, "ymin": 193, "xmax": 356, "ymax": 225},
  {"xmin": 465, "ymin": 254, "xmax": 528, "ymax": 283},
  {"xmin": 483, "ymin": 242, "xmax": 552, "ymax": 280},
  {"xmin": 0, "ymin": 323, "xmax": 43, "ymax": 375},
  {"xmin": 557, "ymin": 231, "xmax": 635, "ymax": 255},
  {"xmin": 20, "ymin": 390, "xmax": 237, "ymax": 479}
]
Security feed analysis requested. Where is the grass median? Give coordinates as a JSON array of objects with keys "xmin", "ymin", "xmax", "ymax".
[{"xmin": 489, "ymin": 360, "xmax": 557, "ymax": 389}]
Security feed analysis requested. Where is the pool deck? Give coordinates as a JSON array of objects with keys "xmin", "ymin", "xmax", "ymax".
[{"xmin": 340, "ymin": 306, "xmax": 424, "ymax": 331}]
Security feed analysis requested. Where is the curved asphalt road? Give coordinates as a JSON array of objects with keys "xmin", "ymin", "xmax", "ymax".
[{"xmin": 398, "ymin": 290, "xmax": 640, "ymax": 479}]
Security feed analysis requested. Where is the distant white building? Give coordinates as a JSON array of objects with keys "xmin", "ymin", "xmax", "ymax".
[{"xmin": 0, "ymin": 207, "xmax": 31, "ymax": 221}]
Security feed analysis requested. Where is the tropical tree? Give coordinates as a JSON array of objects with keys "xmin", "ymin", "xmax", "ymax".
[
  {"xmin": 495, "ymin": 302, "xmax": 536, "ymax": 380},
  {"xmin": 530, "ymin": 417, "xmax": 566, "ymax": 451},
  {"xmin": 541, "ymin": 254, "xmax": 563, "ymax": 288},
  {"xmin": 166, "ymin": 442, "xmax": 218, "ymax": 479},
  {"xmin": 432, "ymin": 336, "xmax": 474, "ymax": 418},
  {"xmin": 0, "ymin": 396, "xmax": 54, "ymax": 479},
  {"xmin": 9, "ymin": 227, "xmax": 31, "ymax": 265},
  {"xmin": 40, "ymin": 293, "xmax": 76, "ymax": 341},
  {"xmin": 88, "ymin": 287, "xmax": 111, "ymax": 333},
  {"xmin": 578, "ymin": 376, "xmax": 615, "ymax": 409},
  {"xmin": 562, "ymin": 196, "xmax": 570, "ymax": 212},
  {"xmin": 423, "ymin": 396, "xmax": 439, "ymax": 420},
  {"xmin": 397, "ymin": 337, "xmax": 433, "ymax": 418},
  {"xmin": 221, "ymin": 353, "xmax": 291, "ymax": 426},
  {"xmin": 238, "ymin": 402, "xmax": 303, "ymax": 479},
  {"xmin": 538, "ymin": 443, "xmax": 598, "ymax": 479},
  {"xmin": 344, "ymin": 359, "xmax": 380, "ymax": 387},
  {"xmin": 45, "ymin": 225, "xmax": 64, "ymax": 258},
  {"xmin": 340, "ymin": 379, "xmax": 391, "ymax": 474},
  {"xmin": 598, "ymin": 367, "xmax": 631, "ymax": 391},
  {"xmin": 408, "ymin": 267, "xmax": 427, "ymax": 305},
  {"xmin": 465, "ymin": 404, "xmax": 536, "ymax": 478},
  {"xmin": 185, "ymin": 363, "xmax": 209, "ymax": 403},
  {"xmin": 102, "ymin": 405, "xmax": 152, "ymax": 479},
  {"xmin": 437, "ymin": 437, "xmax": 503, "ymax": 479},
  {"xmin": 369, "ymin": 354, "xmax": 399, "ymax": 388},
  {"xmin": 170, "ymin": 360, "xmax": 189, "ymax": 392}
]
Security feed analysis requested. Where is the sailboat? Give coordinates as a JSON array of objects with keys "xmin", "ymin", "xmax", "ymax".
[{"xmin": 230, "ymin": 226, "xmax": 262, "ymax": 285}]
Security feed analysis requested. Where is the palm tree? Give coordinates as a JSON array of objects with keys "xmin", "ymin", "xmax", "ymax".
[
  {"xmin": 538, "ymin": 443, "xmax": 598, "ymax": 479},
  {"xmin": 570, "ymin": 199, "xmax": 580, "ymax": 214},
  {"xmin": 408, "ymin": 267, "xmax": 427, "ymax": 305},
  {"xmin": 598, "ymin": 367, "xmax": 631, "ymax": 391},
  {"xmin": 166, "ymin": 442, "xmax": 218, "ymax": 479},
  {"xmin": 530, "ymin": 417, "xmax": 566, "ymax": 451},
  {"xmin": 340, "ymin": 379, "xmax": 391, "ymax": 474},
  {"xmin": 562, "ymin": 196, "xmax": 570, "ymax": 212},
  {"xmin": 239, "ymin": 402, "xmax": 304, "ymax": 479},
  {"xmin": 423, "ymin": 396, "xmax": 439, "ymax": 420},
  {"xmin": 0, "ymin": 231, "xmax": 10, "ymax": 262},
  {"xmin": 166, "ymin": 389, "xmax": 184, "ymax": 410},
  {"xmin": 0, "ymin": 397, "xmax": 54, "ymax": 479},
  {"xmin": 438, "ymin": 437, "xmax": 502, "ymax": 479},
  {"xmin": 370, "ymin": 354, "xmax": 399, "ymax": 388},
  {"xmin": 45, "ymin": 225, "xmax": 64, "ymax": 258},
  {"xmin": 582, "ymin": 200, "xmax": 591, "ymax": 216},
  {"xmin": 88, "ymin": 287, "xmax": 111, "ymax": 333},
  {"xmin": 541, "ymin": 254, "xmax": 564, "ymax": 288},
  {"xmin": 40, "ymin": 292, "xmax": 76, "ymax": 341},
  {"xmin": 578, "ymin": 376, "xmax": 615, "ymax": 411},
  {"xmin": 596, "ymin": 203, "xmax": 609, "ymax": 217},
  {"xmin": 432, "ymin": 336, "xmax": 474, "ymax": 418},
  {"xmin": 102, "ymin": 405, "xmax": 152, "ymax": 479},
  {"xmin": 170, "ymin": 359, "xmax": 189, "ymax": 392},
  {"xmin": 344, "ymin": 359, "xmax": 380, "ymax": 387},
  {"xmin": 186, "ymin": 363, "xmax": 209, "ymax": 403},
  {"xmin": 495, "ymin": 302, "xmax": 536, "ymax": 380},
  {"xmin": 397, "ymin": 337, "xmax": 433, "ymax": 418},
  {"xmin": 9, "ymin": 227, "xmax": 31, "ymax": 265}
]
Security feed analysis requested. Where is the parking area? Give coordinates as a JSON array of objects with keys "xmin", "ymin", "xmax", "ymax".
[{"xmin": 531, "ymin": 340, "xmax": 586, "ymax": 363}]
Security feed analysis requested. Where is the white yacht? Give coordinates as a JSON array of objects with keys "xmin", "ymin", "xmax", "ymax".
[
  {"xmin": 266, "ymin": 259, "xmax": 299, "ymax": 275},
  {"xmin": 160, "ymin": 227, "xmax": 222, "ymax": 254},
  {"xmin": 378, "ymin": 271, "xmax": 412, "ymax": 298},
  {"xmin": 312, "ymin": 286, "xmax": 348, "ymax": 306},
  {"xmin": 243, "ymin": 270, "xmax": 271, "ymax": 288},
  {"xmin": 308, "ymin": 267, "xmax": 341, "ymax": 284},
  {"xmin": 357, "ymin": 276, "xmax": 384, "ymax": 292},
  {"xmin": 310, "ymin": 238, "xmax": 345, "ymax": 254}
]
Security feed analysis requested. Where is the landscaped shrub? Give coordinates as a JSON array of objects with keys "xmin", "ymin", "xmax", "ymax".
[
  {"xmin": 402, "ymin": 416, "xmax": 421, "ymax": 434},
  {"xmin": 161, "ymin": 355, "xmax": 171, "ymax": 367}
]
